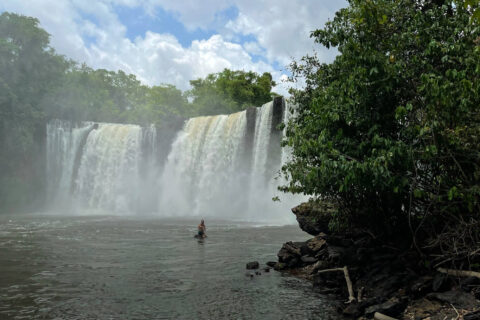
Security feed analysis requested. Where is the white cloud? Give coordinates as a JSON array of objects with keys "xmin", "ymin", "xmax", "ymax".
[{"xmin": 0, "ymin": 0, "xmax": 347, "ymax": 96}]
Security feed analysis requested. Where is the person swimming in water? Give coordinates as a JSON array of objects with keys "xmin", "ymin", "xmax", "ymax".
[{"xmin": 197, "ymin": 219, "xmax": 206, "ymax": 238}]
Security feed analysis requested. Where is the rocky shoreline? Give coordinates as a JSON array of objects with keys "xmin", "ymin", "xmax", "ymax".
[{"xmin": 270, "ymin": 202, "xmax": 480, "ymax": 319}]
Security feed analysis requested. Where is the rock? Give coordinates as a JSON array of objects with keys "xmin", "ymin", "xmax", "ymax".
[
  {"xmin": 255, "ymin": 271, "xmax": 261, "ymax": 275},
  {"xmin": 306, "ymin": 236, "xmax": 327, "ymax": 253},
  {"xmin": 277, "ymin": 242, "xmax": 302, "ymax": 264},
  {"xmin": 311, "ymin": 259, "xmax": 330, "ymax": 273},
  {"xmin": 465, "ymin": 310, "xmax": 480, "ymax": 320},
  {"xmin": 286, "ymin": 257, "xmax": 300, "ymax": 268},
  {"xmin": 365, "ymin": 297, "xmax": 407, "ymax": 318},
  {"xmin": 343, "ymin": 303, "xmax": 363, "ymax": 317},
  {"xmin": 273, "ymin": 262, "xmax": 286, "ymax": 271},
  {"xmin": 263, "ymin": 267, "xmax": 270, "ymax": 273},
  {"xmin": 300, "ymin": 255, "xmax": 317, "ymax": 264},
  {"xmin": 291, "ymin": 200, "xmax": 337, "ymax": 236},
  {"xmin": 427, "ymin": 290, "xmax": 479, "ymax": 309},
  {"xmin": 266, "ymin": 261, "xmax": 276, "ymax": 268},
  {"xmin": 246, "ymin": 261, "xmax": 259, "ymax": 270}
]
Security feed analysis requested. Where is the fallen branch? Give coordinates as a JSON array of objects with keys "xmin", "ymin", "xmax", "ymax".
[
  {"xmin": 437, "ymin": 267, "xmax": 480, "ymax": 279},
  {"xmin": 374, "ymin": 312, "xmax": 398, "ymax": 320},
  {"xmin": 317, "ymin": 266, "xmax": 356, "ymax": 303}
]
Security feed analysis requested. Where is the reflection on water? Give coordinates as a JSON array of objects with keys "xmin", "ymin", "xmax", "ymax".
[{"xmin": 0, "ymin": 215, "xmax": 341, "ymax": 319}]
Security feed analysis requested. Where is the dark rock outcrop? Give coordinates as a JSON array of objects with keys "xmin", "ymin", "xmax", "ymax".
[
  {"xmin": 246, "ymin": 261, "xmax": 259, "ymax": 270},
  {"xmin": 427, "ymin": 290, "xmax": 479, "ymax": 309},
  {"xmin": 291, "ymin": 201, "xmax": 337, "ymax": 236},
  {"xmin": 273, "ymin": 226, "xmax": 480, "ymax": 319}
]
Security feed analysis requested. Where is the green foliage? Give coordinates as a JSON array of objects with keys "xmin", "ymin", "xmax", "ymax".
[
  {"xmin": 283, "ymin": 0, "xmax": 480, "ymax": 237},
  {"xmin": 0, "ymin": 12, "xmax": 70, "ymax": 212},
  {"xmin": 188, "ymin": 69, "xmax": 276, "ymax": 115},
  {"xmin": 0, "ymin": 12, "xmax": 276, "ymax": 212}
]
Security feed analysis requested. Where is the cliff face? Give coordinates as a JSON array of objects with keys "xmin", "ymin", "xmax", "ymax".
[{"xmin": 291, "ymin": 201, "xmax": 337, "ymax": 236}]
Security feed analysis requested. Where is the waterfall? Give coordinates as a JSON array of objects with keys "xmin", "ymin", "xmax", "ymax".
[
  {"xmin": 46, "ymin": 120, "xmax": 95, "ymax": 208},
  {"xmin": 159, "ymin": 111, "xmax": 247, "ymax": 217},
  {"xmin": 46, "ymin": 98, "xmax": 301, "ymax": 223},
  {"xmin": 47, "ymin": 121, "xmax": 157, "ymax": 213}
]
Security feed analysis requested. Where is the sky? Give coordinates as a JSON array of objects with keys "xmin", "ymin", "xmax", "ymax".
[{"xmin": 0, "ymin": 0, "xmax": 347, "ymax": 95}]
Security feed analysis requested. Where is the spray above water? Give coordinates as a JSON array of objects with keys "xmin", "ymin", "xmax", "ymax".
[{"xmin": 46, "ymin": 99, "xmax": 301, "ymax": 223}]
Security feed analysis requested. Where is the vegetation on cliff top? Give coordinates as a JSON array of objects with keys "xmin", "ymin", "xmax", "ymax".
[
  {"xmin": 0, "ymin": 12, "xmax": 276, "ymax": 212},
  {"xmin": 282, "ymin": 0, "xmax": 480, "ymax": 267}
]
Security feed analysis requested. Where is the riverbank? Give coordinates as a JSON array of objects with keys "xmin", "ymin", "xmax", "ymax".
[{"xmin": 271, "ymin": 202, "xmax": 480, "ymax": 319}]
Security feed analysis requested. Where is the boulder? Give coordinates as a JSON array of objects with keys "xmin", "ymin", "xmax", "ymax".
[
  {"xmin": 246, "ymin": 261, "xmax": 259, "ymax": 270},
  {"xmin": 427, "ymin": 290, "xmax": 479, "ymax": 309},
  {"xmin": 291, "ymin": 200, "xmax": 337, "ymax": 236},
  {"xmin": 277, "ymin": 241, "xmax": 302, "ymax": 263},
  {"xmin": 266, "ymin": 261, "xmax": 276, "ymax": 268},
  {"xmin": 274, "ymin": 262, "xmax": 287, "ymax": 271},
  {"xmin": 306, "ymin": 236, "xmax": 327, "ymax": 253},
  {"xmin": 300, "ymin": 255, "xmax": 317, "ymax": 264},
  {"xmin": 365, "ymin": 297, "xmax": 407, "ymax": 318}
]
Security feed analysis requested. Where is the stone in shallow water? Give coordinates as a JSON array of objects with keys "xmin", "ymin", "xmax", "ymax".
[{"xmin": 246, "ymin": 261, "xmax": 259, "ymax": 270}]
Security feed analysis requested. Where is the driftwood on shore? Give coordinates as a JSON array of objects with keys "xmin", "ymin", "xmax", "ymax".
[
  {"xmin": 374, "ymin": 312, "xmax": 398, "ymax": 320},
  {"xmin": 317, "ymin": 266, "xmax": 356, "ymax": 303},
  {"xmin": 437, "ymin": 267, "xmax": 480, "ymax": 279}
]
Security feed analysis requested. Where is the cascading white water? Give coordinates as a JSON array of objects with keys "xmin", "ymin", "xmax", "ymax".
[
  {"xmin": 46, "ymin": 98, "xmax": 301, "ymax": 223},
  {"xmin": 46, "ymin": 120, "xmax": 95, "ymax": 208},
  {"xmin": 47, "ymin": 121, "xmax": 157, "ymax": 213},
  {"xmin": 74, "ymin": 123, "xmax": 143, "ymax": 212},
  {"xmin": 159, "ymin": 101, "xmax": 297, "ymax": 223},
  {"xmin": 159, "ymin": 111, "xmax": 247, "ymax": 217}
]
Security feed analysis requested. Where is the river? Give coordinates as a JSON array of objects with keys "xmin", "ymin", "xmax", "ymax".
[{"xmin": 0, "ymin": 214, "xmax": 340, "ymax": 319}]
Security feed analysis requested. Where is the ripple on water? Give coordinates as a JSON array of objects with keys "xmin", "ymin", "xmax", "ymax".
[{"xmin": 0, "ymin": 216, "xmax": 340, "ymax": 320}]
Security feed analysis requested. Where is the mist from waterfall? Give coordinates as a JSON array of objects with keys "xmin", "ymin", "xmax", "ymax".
[{"xmin": 46, "ymin": 99, "xmax": 300, "ymax": 223}]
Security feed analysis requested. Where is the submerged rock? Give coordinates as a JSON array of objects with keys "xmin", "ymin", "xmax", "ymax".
[
  {"xmin": 246, "ymin": 261, "xmax": 260, "ymax": 270},
  {"xmin": 291, "ymin": 200, "xmax": 337, "ymax": 236}
]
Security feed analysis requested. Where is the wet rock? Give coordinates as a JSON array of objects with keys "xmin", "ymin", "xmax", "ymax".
[
  {"xmin": 291, "ymin": 200, "xmax": 337, "ymax": 236},
  {"xmin": 277, "ymin": 242, "xmax": 302, "ymax": 264},
  {"xmin": 263, "ymin": 267, "xmax": 270, "ymax": 273},
  {"xmin": 300, "ymin": 255, "xmax": 317, "ymax": 264},
  {"xmin": 286, "ymin": 257, "xmax": 300, "ymax": 268},
  {"xmin": 266, "ymin": 261, "xmax": 276, "ymax": 268},
  {"xmin": 273, "ymin": 262, "xmax": 287, "ymax": 271},
  {"xmin": 365, "ymin": 297, "xmax": 406, "ymax": 318},
  {"xmin": 255, "ymin": 271, "xmax": 261, "ymax": 275},
  {"xmin": 246, "ymin": 261, "xmax": 259, "ymax": 270},
  {"xmin": 427, "ymin": 290, "xmax": 479, "ymax": 309}
]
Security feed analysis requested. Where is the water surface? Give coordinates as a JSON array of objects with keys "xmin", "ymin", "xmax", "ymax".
[{"xmin": 0, "ymin": 215, "xmax": 340, "ymax": 319}]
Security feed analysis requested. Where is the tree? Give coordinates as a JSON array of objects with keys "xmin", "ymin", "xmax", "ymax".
[
  {"xmin": 283, "ymin": 0, "xmax": 480, "ymax": 258},
  {"xmin": 188, "ymin": 69, "xmax": 276, "ymax": 115},
  {"xmin": 0, "ymin": 13, "xmax": 70, "ymax": 212}
]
